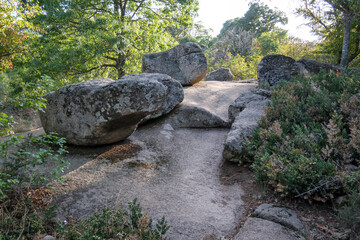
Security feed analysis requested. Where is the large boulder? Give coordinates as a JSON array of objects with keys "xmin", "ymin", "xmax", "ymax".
[
  {"xmin": 205, "ymin": 68, "xmax": 234, "ymax": 81},
  {"xmin": 142, "ymin": 42, "xmax": 208, "ymax": 86},
  {"xmin": 257, "ymin": 54, "xmax": 301, "ymax": 88},
  {"xmin": 124, "ymin": 74, "xmax": 184, "ymax": 123},
  {"xmin": 39, "ymin": 77, "xmax": 166, "ymax": 146}
]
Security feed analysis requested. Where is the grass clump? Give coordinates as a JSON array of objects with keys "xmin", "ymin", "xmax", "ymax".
[{"xmin": 245, "ymin": 70, "xmax": 360, "ymax": 203}]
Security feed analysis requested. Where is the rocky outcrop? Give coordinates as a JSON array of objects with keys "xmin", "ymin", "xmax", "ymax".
[
  {"xmin": 257, "ymin": 54, "xmax": 301, "ymax": 88},
  {"xmin": 205, "ymin": 68, "xmax": 234, "ymax": 81},
  {"xmin": 234, "ymin": 204, "xmax": 306, "ymax": 240},
  {"xmin": 39, "ymin": 77, "xmax": 166, "ymax": 146},
  {"xmin": 223, "ymin": 91, "xmax": 271, "ymax": 162},
  {"xmin": 124, "ymin": 74, "xmax": 184, "ymax": 123},
  {"xmin": 142, "ymin": 42, "xmax": 208, "ymax": 86},
  {"xmin": 297, "ymin": 58, "xmax": 342, "ymax": 74},
  {"xmin": 257, "ymin": 55, "xmax": 347, "ymax": 88}
]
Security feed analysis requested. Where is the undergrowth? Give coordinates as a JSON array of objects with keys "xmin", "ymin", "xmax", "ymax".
[
  {"xmin": 244, "ymin": 70, "xmax": 360, "ymax": 228},
  {"xmin": 57, "ymin": 199, "xmax": 170, "ymax": 240}
]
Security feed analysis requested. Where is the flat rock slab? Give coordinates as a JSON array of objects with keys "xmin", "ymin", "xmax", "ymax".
[
  {"xmin": 48, "ymin": 81, "xmax": 260, "ymax": 239},
  {"xmin": 50, "ymin": 128, "xmax": 244, "ymax": 239},
  {"xmin": 234, "ymin": 217, "xmax": 305, "ymax": 240},
  {"xmin": 181, "ymin": 81, "xmax": 256, "ymax": 122}
]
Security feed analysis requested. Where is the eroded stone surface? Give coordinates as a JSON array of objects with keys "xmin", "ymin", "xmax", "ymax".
[
  {"xmin": 39, "ymin": 77, "xmax": 165, "ymax": 146},
  {"xmin": 142, "ymin": 42, "xmax": 208, "ymax": 86}
]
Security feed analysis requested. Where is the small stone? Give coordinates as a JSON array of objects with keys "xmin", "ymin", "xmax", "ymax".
[
  {"xmin": 234, "ymin": 217, "xmax": 305, "ymax": 240},
  {"xmin": 205, "ymin": 68, "xmax": 234, "ymax": 81},
  {"xmin": 252, "ymin": 203, "xmax": 306, "ymax": 233},
  {"xmin": 42, "ymin": 236, "xmax": 56, "ymax": 240}
]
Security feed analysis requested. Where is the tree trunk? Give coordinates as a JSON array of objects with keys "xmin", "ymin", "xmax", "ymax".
[
  {"xmin": 340, "ymin": 12, "xmax": 352, "ymax": 67},
  {"xmin": 116, "ymin": 53, "xmax": 126, "ymax": 79}
]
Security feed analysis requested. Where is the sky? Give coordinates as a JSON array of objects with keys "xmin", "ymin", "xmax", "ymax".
[{"xmin": 196, "ymin": 0, "xmax": 318, "ymax": 42}]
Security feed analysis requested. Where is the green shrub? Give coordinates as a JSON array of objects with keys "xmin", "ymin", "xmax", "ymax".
[
  {"xmin": 206, "ymin": 52, "xmax": 261, "ymax": 80},
  {"xmin": 246, "ymin": 70, "xmax": 360, "ymax": 201},
  {"xmin": 57, "ymin": 198, "xmax": 170, "ymax": 240}
]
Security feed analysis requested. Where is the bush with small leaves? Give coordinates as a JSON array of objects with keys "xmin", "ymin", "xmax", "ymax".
[{"xmin": 245, "ymin": 70, "xmax": 360, "ymax": 202}]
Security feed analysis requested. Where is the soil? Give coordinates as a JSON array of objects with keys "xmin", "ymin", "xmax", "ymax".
[{"xmin": 219, "ymin": 161, "xmax": 349, "ymax": 240}]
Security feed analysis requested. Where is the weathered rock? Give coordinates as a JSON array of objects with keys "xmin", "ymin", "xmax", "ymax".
[
  {"xmin": 39, "ymin": 77, "xmax": 166, "ymax": 146},
  {"xmin": 142, "ymin": 42, "xmax": 208, "ymax": 86},
  {"xmin": 124, "ymin": 73, "xmax": 184, "ymax": 123},
  {"xmin": 205, "ymin": 68, "xmax": 234, "ymax": 81},
  {"xmin": 223, "ymin": 97, "xmax": 270, "ymax": 162},
  {"xmin": 257, "ymin": 54, "xmax": 301, "ymax": 88},
  {"xmin": 252, "ymin": 204, "xmax": 306, "ymax": 233},
  {"xmin": 228, "ymin": 91, "xmax": 269, "ymax": 124},
  {"xmin": 296, "ymin": 58, "xmax": 342, "ymax": 75},
  {"xmin": 167, "ymin": 105, "xmax": 230, "ymax": 128},
  {"xmin": 252, "ymin": 88, "xmax": 271, "ymax": 98},
  {"xmin": 234, "ymin": 217, "xmax": 305, "ymax": 240}
]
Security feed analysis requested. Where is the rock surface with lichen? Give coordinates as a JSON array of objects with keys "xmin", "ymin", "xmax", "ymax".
[
  {"xmin": 142, "ymin": 42, "xmax": 208, "ymax": 86},
  {"xmin": 39, "ymin": 76, "xmax": 166, "ymax": 146}
]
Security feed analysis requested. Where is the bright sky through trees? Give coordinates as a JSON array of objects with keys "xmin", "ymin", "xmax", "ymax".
[{"xmin": 197, "ymin": 0, "xmax": 318, "ymax": 42}]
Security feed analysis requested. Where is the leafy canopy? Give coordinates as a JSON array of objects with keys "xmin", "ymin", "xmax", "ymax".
[{"xmin": 25, "ymin": 0, "xmax": 199, "ymax": 81}]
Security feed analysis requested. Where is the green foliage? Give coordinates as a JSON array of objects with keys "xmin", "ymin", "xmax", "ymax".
[
  {"xmin": 20, "ymin": 0, "xmax": 198, "ymax": 81},
  {"xmin": 0, "ymin": 0, "xmax": 41, "ymax": 71},
  {"xmin": 253, "ymin": 30, "xmax": 287, "ymax": 56},
  {"xmin": 206, "ymin": 52, "xmax": 261, "ymax": 80},
  {"xmin": 219, "ymin": 1, "xmax": 288, "ymax": 39},
  {"xmin": 57, "ymin": 198, "xmax": 170, "ymax": 240},
  {"xmin": 337, "ymin": 175, "xmax": 360, "ymax": 228},
  {"xmin": 296, "ymin": 0, "xmax": 360, "ymax": 66},
  {"xmin": 246, "ymin": 70, "xmax": 360, "ymax": 201},
  {"xmin": 0, "ymin": 133, "xmax": 69, "ymax": 199}
]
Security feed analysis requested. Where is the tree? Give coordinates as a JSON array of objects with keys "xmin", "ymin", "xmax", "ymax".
[
  {"xmin": 297, "ymin": 0, "xmax": 360, "ymax": 67},
  {"xmin": 219, "ymin": 1, "xmax": 288, "ymax": 38},
  {"xmin": 215, "ymin": 1, "xmax": 287, "ymax": 57},
  {"xmin": 0, "ymin": 0, "xmax": 40, "ymax": 71},
  {"xmin": 252, "ymin": 29, "xmax": 287, "ymax": 56},
  {"xmin": 26, "ymin": 0, "xmax": 198, "ymax": 80},
  {"xmin": 216, "ymin": 26, "xmax": 255, "ymax": 56}
]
